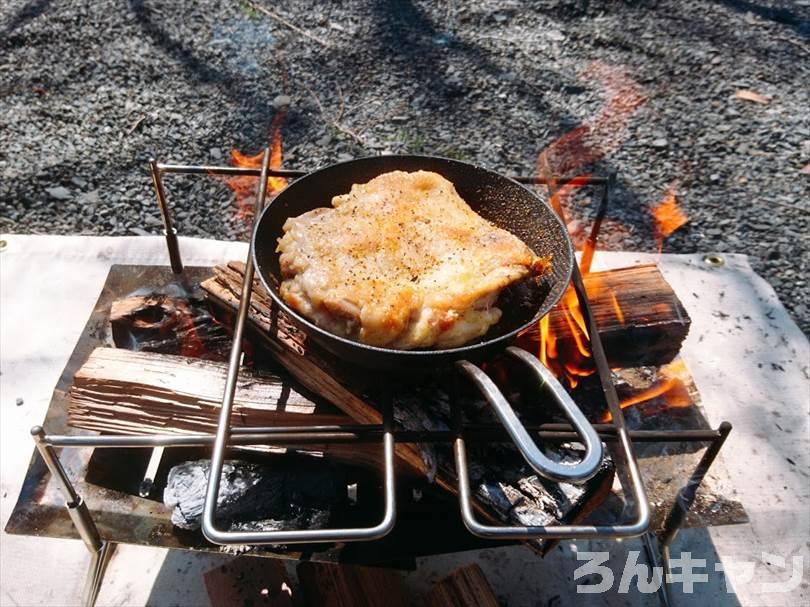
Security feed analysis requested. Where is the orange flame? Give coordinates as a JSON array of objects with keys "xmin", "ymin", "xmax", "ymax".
[
  {"xmin": 651, "ymin": 188, "xmax": 687, "ymax": 252},
  {"xmin": 602, "ymin": 360, "xmax": 692, "ymax": 422},
  {"xmin": 610, "ymin": 293, "xmax": 625, "ymax": 325},
  {"xmin": 529, "ymin": 63, "xmax": 646, "ymax": 388},
  {"xmin": 223, "ymin": 113, "xmax": 287, "ymax": 219},
  {"xmin": 526, "ymin": 63, "xmax": 690, "ymax": 419},
  {"xmin": 537, "ymin": 62, "xmax": 646, "ymax": 388},
  {"xmin": 532, "ymin": 284, "xmax": 596, "ymax": 389},
  {"xmin": 176, "ymin": 311, "xmax": 206, "ymax": 358}
]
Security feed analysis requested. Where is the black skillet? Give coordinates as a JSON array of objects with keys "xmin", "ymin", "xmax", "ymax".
[{"xmin": 252, "ymin": 155, "xmax": 603, "ymax": 483}]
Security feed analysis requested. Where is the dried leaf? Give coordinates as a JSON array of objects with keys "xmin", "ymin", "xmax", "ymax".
[
  {"xmin": 735, "ymin": 89, "xmax": 770, "ymax": 105},
  {"xmin": 801, "ymin": 163, "xmax": 810, "ymax": 175}
]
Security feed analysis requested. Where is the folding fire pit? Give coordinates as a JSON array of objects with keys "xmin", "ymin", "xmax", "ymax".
[{"xmin": 6, "ymin": 149, "xmax": 743, "ymax": 607}]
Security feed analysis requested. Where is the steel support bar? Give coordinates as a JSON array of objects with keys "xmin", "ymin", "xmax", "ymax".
[
  {"xmin": 656, "ymin": 420, "xmax": 730, "ymax": 605},
  {"xmin": 81, "ymin": 542, "xmax": 115, "ymax": 607},
  {"xmin": 156, "ymin": 162, "xmax": 600, "ymax": 185},
  {"xmin": 31, "ymin": 426, "xmax": 110, "ymax": 607},
  {"xmin": 148, "ymin": 160, "xmax": 183, "ymax": 274},
  {"xmin": 556, "ymin": 173, "xmax": 651, "ymax": 530},
  {"xmin": 38, "ymin": 425, "xmax": 728, "ymax": 449},
  {"xmin": 31, "ymin": 426, "xmax": 102, "ymax": 552},
  {"xmin": 579, "ymin": 173, "xmax": 615, "ymax": 274},
  {"xmin": 156, "ymin": 163, "xmax": 306, "ymax": 178}
]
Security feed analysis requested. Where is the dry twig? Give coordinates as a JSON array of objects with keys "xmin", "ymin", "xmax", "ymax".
[
  {"xmin": 125, "ymin": 115, "xmax": 146, "ymax": 137},
  {"xmin": 735, "ymin": 89, "xmax": 771, "ymax": 105},
  {"xmin": 305, "ymin": 84, "xmax": 366, "ymax": 146},
  {"xmin": 249, "ymin": 1, "xmax": 331, "ymax": 48}
]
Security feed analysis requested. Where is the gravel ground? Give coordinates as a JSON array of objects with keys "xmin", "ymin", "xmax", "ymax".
[{"xmin": 1, "ymin": 0, "xmax": 808, "ymax": 332}]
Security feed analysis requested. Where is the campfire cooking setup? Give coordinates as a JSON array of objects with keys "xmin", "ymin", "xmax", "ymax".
[
  {"xmin": 6, "ymin": 146, "xmax": 768, "ymax": 607},
  {"xmin": 4, "ymin": 0, "xmax": 810, "ymax": 603}
]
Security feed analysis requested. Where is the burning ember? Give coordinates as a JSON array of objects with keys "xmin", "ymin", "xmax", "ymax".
[
  {"xmin": 222, "ymin": 113, "xmax": 287, "ymax": 219},
  {"xmin": 602, "ymin": 360, "xmax": 693, "ymax": 422},
  {"xmin": 109, "ymin": 291, "xmax": 232, "ymax": 362},
  {"xmin": 651, "ymin": 187, "xmax": 688, "ymax": 252}
]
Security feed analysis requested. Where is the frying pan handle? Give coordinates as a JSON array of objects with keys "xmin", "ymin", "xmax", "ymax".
[{"xmin": 456, "ymin": 346, "xmax": 603, "ymax": 483}]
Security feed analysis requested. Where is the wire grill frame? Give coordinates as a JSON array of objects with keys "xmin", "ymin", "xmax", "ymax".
[{"xmin": 30, "ymin": 151, "xmax": 731, "ymax": 548}]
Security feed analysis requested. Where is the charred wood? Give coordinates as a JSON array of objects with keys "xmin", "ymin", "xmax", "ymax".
[{"xmin": 110, "ymin": 290, "xmax": 232, "ymax": 361}]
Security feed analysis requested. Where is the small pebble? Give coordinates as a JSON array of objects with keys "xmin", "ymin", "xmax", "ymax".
[
  {"xmin": 15, "ymin": 398, "xmax": 23, "ymax": 407},
  {"xmin": 45, "ymin": 186, "xmax": 71, "ymax": 200},
  {"xmin": 272, "ymin": 95, "xmax": 291, "ymax": 109}
]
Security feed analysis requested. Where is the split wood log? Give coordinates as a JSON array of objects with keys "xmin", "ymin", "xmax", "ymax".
[
  {"xmin": 518, "ymin": 263, "xmax": 690, "ymax": 367},
  {"xmin": 426, "ymin": 564, "xmax": 499, "ymax": 607},
  {"xmin": 66, "ymin": 348, "xmax": 386, "ymax": 466},
  {"xmin": 296, "ymin": 562, "xmax": 408, "ymax": 607},
  {"xmin": 69, "ymin": 347, "xmax": 325, "ymax": 428}
]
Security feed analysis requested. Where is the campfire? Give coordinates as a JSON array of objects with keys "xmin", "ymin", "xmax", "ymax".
[
  {"xmin": 8, "ymin": 63, "xmax": 740, "ymax": 607},
  {"xmin": 12, "ymin": 152, "xmax": 732, "ymax": 522}
]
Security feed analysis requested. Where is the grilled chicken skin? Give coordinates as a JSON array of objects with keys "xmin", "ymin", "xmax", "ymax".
[{"xmin": 277, "ymin": 170, "xmax": 549, "ymax": 349}]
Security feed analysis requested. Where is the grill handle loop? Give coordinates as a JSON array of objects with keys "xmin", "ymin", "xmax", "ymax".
[{"xmin": 456, "ymin": 346, "xmax": 603, "ymax": 483}]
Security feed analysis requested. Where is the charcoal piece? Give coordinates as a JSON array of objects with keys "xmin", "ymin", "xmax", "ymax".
[
  {"xmin": 471, "ymin": 443, "xmax": 615, "ymax": 530},
  {"xmin": 389, "ymin": 379, "xmax": 453, "ymax": 482},
  {"xmin": 163, "ymin": 458, "xmax": 346, "ymax": 532}
]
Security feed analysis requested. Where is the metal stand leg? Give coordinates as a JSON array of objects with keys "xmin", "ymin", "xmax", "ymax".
[
  {"xmin": 149, "ymin": 159, "xmax": 183, "ymax": 274},
  {"xmin": 656, "ymin": 422, "xmax": 732, "ymax": 604},
  {"xmin": 660, "ymin": 422, "xmax": 733, "ymax": 549},
  {"xmin": 31, "ymin": 426, "xmax": 111, "ymax": 607},
  {"xmin": 82, "ymin": 541, "xmax": 116, "ymax": 607},
  {"xmin": 642, "ymin": 532, "xmax": 671, "ymax": 607}
]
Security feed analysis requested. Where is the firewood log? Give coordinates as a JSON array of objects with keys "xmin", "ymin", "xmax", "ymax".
[
  {"xmin": 297, "ymin": 562, "xmax": 408, "ymax": 607},
  {"xmin": 427, "ymin": 564, "xmax": 499, "ymax": 607},
  {"xmin": 67, "ymin": 348, "xmax": 386, "ymax": 467}
]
